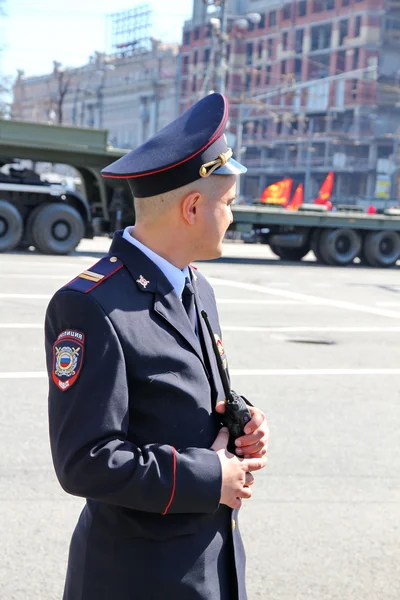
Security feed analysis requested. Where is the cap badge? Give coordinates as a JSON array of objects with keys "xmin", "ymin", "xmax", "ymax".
[
  {"xmin": 136, "ymin": 275, "xmax": 150, "ymax": 289},
  {"xmin": 199, "ymin": 147, "xmax": 233, "ymax": 178}
]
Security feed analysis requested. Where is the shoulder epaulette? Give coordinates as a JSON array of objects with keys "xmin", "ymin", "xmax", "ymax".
[{"xmin": 65, "ymin": 255, "xmax": 124, "ymax": 294}]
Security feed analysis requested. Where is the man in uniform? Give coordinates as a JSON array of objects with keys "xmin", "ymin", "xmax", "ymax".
[{"xmin": 45, "ymin": 93, "xmax": 269, "ymax": 600}]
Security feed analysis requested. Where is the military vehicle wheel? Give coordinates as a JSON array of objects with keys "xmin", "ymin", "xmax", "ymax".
[
  {"xmin": 318, "ymin": 228, "xmax": 361, "ymax": 266},
  {"xmin": 31, "ymin": 203, "xmax": 85, "ymax": 255},
  {"xmin": 362, "ymin": 230, "xmax": 400, "ymax": 268},
  {"xmin": 0, "ymin": 200, "xmax": 23, "ymax": 252},
  {"xmin": 270, "ymin": 244, "xmax": 310, "ymax": 261},
  {"xmin": 310, "ymin": 229, "xmax": 325, "ymax": 263}
]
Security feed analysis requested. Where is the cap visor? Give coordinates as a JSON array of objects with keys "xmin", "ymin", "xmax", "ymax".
[{"xmin": 213, "ymin": 157, "xmax": 247, "ymax": 176}]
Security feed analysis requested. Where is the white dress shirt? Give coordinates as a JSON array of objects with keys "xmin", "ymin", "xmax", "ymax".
[{"xmin": 122, "ymin": 226, "xmax": 190, "ymax": 298}]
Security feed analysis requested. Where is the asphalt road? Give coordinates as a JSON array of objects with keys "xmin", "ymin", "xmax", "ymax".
[{"xmin": 1, "ymin": 238, "xmax": 399, "ymax": 600}]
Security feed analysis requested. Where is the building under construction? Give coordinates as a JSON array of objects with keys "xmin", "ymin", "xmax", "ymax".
[{"xmin": 180, "ymin": 0, "xmax": 400, "ymax": 204}]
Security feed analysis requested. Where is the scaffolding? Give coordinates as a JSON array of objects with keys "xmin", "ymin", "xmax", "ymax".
[{"xmin": 106, "ymin": 5, "xmax": 152, "ymax": 57}]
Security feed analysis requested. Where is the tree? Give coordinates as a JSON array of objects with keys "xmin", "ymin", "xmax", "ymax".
[{"xmin": 52, "ymin": 61, "xmax": 72, "ymax": 125}]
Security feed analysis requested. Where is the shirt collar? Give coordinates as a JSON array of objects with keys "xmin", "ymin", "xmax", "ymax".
[{"xmin": 123, "ymin": 226, "xmax": 189, "ymax": 298}]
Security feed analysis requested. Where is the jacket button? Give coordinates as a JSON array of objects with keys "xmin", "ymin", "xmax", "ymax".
[
  {"xmin": 110, "ymin": 256, "xmax": 118, "ymax": 263},
  {"xmin": 232, "ymin": 519, "xmax": 236, "ymax": 531}
]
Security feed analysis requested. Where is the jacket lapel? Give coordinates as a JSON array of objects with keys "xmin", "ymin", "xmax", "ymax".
[
  {"xmin": 108, "ymin": 232, "xmax": 206, "ymax": 366},
  {"xmin": 191, "ymin": 271, "xmax": 224, "ymax": 402}
]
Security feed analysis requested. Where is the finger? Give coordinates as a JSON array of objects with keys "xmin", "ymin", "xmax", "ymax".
[
  {"xmin": 244, "ymin": 455, "xmax": 269, "ymax": 472},
  {"xmin": 236, "ymin": 428, "xmax": 265, "ymax": 449},
  {"xmin": 239, "ymin": 486, "xmax": 252, "ymax": 499},
  {"xmin": 243, "ymin": 449, "xmax": 268, "ymax": 460},
  {"xmin": 237, "ymin": 439, "xmax": 267, "ymax": 457},
  {"xmin": 230, "ymin": 497, "xmax": 242, "ymax": 510},
  {"xmin": 215, "ymin": 401, "xmax": 226, "ymax": 414},
  {"xmin": 210, "ymin": 427, "xmax": 229, "ymax": 452},
  {"xmin": 243, "ymin": 408, "xmax": 265, "ymax": 435},
  {"xmin": 245, "ymin": 472, "xmax": 255, "ymax": 487}
]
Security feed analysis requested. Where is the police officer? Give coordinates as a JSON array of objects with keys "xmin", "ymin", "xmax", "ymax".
[{"xmin": 45, "ymin": 93, "xmax": 269, "ymax": 600}]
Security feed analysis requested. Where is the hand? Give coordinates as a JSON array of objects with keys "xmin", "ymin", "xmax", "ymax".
[
  {"xmin": 216, "ymin": 401, "xmax": 269, "ymax": 460},
  {"xmin": 211, "ymin": 427, "xmax": 265, "ymax": 509}
]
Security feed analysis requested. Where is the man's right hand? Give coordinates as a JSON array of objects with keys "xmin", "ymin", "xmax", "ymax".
[{"xmin": 211, "ymin": 427, "xmax": 267, "ymax": 509}]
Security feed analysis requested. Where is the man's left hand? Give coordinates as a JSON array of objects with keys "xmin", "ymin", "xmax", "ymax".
[{"xmin": 215, "ymin": 402, "xmax": 269, "ymax": 460}]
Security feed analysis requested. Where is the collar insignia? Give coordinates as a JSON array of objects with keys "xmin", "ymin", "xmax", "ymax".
[{"xmin": 136, "ymin": 274, "xmax": 150, "ymax": 288}]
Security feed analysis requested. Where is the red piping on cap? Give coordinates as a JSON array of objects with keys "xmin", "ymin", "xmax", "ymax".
[{"xmin": 103, "ymin": 96, "xmax": 229, "ymax": 180}]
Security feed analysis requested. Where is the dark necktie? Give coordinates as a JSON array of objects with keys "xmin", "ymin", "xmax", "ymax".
[{"xmin": 182, "ymin": 276, "xmax": 196, "ymax": 331}]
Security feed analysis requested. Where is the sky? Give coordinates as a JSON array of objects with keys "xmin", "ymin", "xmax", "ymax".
[{"xmin": 1, "ymin": 1, "xmax": 193, "ymax": 79}]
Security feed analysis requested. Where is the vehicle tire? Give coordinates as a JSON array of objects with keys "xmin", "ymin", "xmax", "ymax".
[
  {"xmin": 310, "ymin": 229, "xmax": 325, "ymax": 263},
  {"xmin": 318, "ymin": 228, "xmax": 361, "ymax": 266},
  {"xmin": 31, "ymin": 203, "xmax": 85, "ymax": 255},
  {"xmin": 0, "ymin": 200, "xmax": 23, "ymax": 252},
  {"xmin": 362, "ymin": 230, "xmax": 400, "ymax": 268},
  {"xmin": 270, "ymin": 244, "xmax": 310, "ymax": 261}
]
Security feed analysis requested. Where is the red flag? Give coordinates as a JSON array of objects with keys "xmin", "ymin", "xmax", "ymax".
[
  {"xmin": 313, "ymin": 172, "xmax": 334, "ymax": 205},
  {"xmin": 260, "ymin": 179, "xmax": 293, "ymax": 206},
  {"xmin": 287, "ymin": 184, "xmax": 304, "ymax": 211}
]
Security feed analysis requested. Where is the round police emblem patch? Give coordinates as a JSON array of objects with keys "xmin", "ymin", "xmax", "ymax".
[
  {"xmin": 214, "ymin": 334, "xmax": 228, "ymax": 370},
  {"xmin": 52, "ymin": 330, "xmax": 85, "ymax": 391}
]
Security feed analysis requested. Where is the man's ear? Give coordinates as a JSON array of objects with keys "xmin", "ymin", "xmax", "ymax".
[{"xmin": 181, "ymin": 191, "xmax": 201, "ymax": 225}]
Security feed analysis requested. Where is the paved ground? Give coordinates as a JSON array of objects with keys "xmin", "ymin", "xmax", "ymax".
[{"xmin": 0, "ymin": 238, "xmax": 400, "ymax": 600}]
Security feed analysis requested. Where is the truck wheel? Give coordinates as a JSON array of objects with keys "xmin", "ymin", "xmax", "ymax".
[
  {"xmin": 363, "ymin": 231, "xmax": 400, "ymax": 268},
  {"xmin": 0, "ymin": 200, "xmax": 23, "ymax": 252},
  {"xmin": 31, "ymin": 203, "xmax": 85, "ymax": 255},
  {"xmin": 318, "ymin": 228, "xmax": 361, "ymax": 266},
  {"xmin": 270, "ymin": 244, "xmax": 310, "ymax": 261}
]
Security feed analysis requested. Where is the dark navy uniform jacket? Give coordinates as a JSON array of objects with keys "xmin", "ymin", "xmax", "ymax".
[{"xmin": 45, "ymin": 230, "xmax": 247, "ymax": 600}]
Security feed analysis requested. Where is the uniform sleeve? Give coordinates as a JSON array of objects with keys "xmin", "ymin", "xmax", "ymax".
[{"xmin": 45, "ymin": 289, "xmax": 222, "ymax": 515}]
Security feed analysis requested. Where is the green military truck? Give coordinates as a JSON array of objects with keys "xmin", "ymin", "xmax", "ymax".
[
  {"xmin": 230, "ymin": 204, "xmax": 400, "ymax": 268},
  {"xmin": 1, "ymin": 118, "xmax": 400, "ymax": 267},
  {"xmin": 0, "ymin": 119, "xmax": 130, "ymax": 254}
]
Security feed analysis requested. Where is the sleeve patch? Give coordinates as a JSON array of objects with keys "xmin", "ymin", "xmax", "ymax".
[{"xmin": 52, "ymin": 330, "xmax": 85, "ymax": 392}]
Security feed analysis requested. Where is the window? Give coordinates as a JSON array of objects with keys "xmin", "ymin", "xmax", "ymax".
[
  {"xmin": 255, "ymin": 68, "xmax": 262, "ymax": 87},
  {"xmin": 192, "ymin": 75, "xmax": 197, "ymax": 92},
  {"xmin": 258, "ymin": 41, "xmax": 263, "ymax": 59},
  {"xmin": 342, "ymin": 0, "xmax": 350, "ymax": 5},
  {"xmin": 353, "ymin": 47, "xmax": 360, "ymax": 69},
  {"xmin": 283, "ymin": 4, "xmax": 292, "ymax": 20},
  {"xmin": 337, "ymin": 50, "xmax": 346, "ymax": 72},
  {"xmin": 339, "ymin": 20, "xmax": 348, "ymax": 45},
  {"xmin": 266, "ymin": 65, "xmax": 271, "ymax": 85},
  {"xmin": 311, "ymin": 24, "xmax": 332, "ymax": 50},
  {"xmin": 245, "ymin": 73, "xmax": 251, "ymax": 92},
  {"xmin": 181, "ymin": 79, "xmax": 187, "ymax": 94},
  {"xmin": 327, "ymin": 0, "xmax": 335, "ymax": 9},
  {"xmin": 226, "ymin": 44, "xmax": 231, "ymax": 61},
  {"xmin": 295, "ymin": 29, "xmax": 304, "ymax": 53},
  {"xmin": 269, "ymin": 11, "xmax": 276, "ymax": 27},
  {"xmin": 295, "ymin": 58, "xmax": 302, "ymax": 79},
  {"xmin": 193, "ymin": 50, "xmax": 198, "ymax": 66},
  {"xmin": 183, "ymin": 31, "xmax": 190, "ymax": 45},
  {"xmin": 258, "ymin": 14, "xmax": 265, "ymax": 29},
  {"xmin": 282, "ymin": 32, "xmax": 289, "ymax": 51},
  {"xmin": 182, "ymin": 55, "xmax": 189, "ymax": 75},
  {"xmin": 355, "ymin": 15, "xmax": 362, "ymax": 37},
  {"xmin": 246, "ymin": 42, "xmax": 253, "ymax": 65},
  {"xmin": 193, "ymin": 27, "xmax": 200, "ymax": 41},
  {"xmin": 268, "ymin": 38, "xmax": 273, "ymax": 58},
  {"xmin": 351, "ymin": 79, "xmax": 358, "ymax": 99},
  {"xmin": 313, "ymin": 0, "xmax": 323, "ymax": 12},
  {"xmin": 204, "ymin": 48, "xmax": 210, "ymax": 64},
  {"xmin": 281, "ymin": 60, "xmax": 287, "ymax": 75},
  {"xmin": 298, "ymin": 1, "xmax": 307, "ymax": 17}
]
